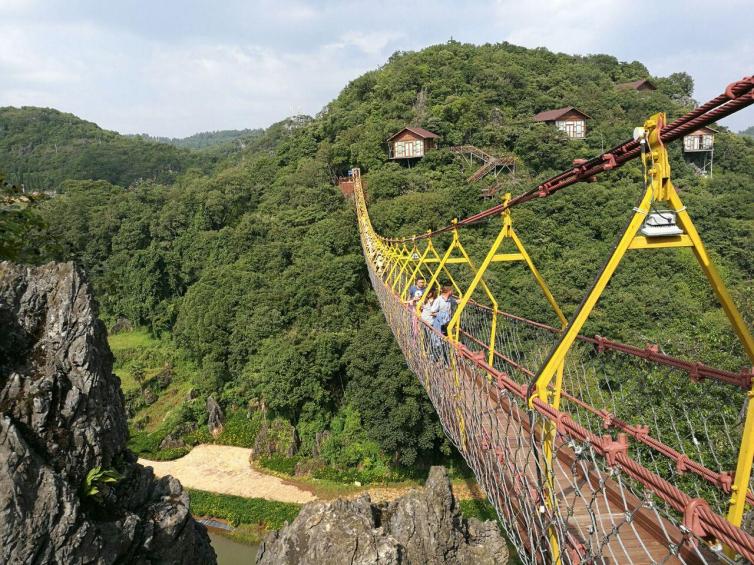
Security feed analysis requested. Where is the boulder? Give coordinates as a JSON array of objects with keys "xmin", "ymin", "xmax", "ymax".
[
  {"xmin": 252, "ymin": 417, "xmax": 299, "ymax": 460},
  {"xmin": 0, "ymin": 262, "xmax": 216, "ymax": 564},
  {"xmin": 256, "ymin": 466, "xmax": 508, "ymax": 565},
  {"xmin": 143, "ymin": 388, "xmax": 157, "ymax": 406},
  {"xmin": 155, "ymin": 364, "xmax": 173, "ymax": 388},
  {"xmin": 293, "ymin": 457, "xmax": 325, "ymax": 477},
  {"xmin": 206, "ymin": 396, "xmax": 224, "ymax": 438},
  {"xmin": 311, "ymin": 429, "xmax": 330, "ymax": 458},
  {"xmin": 257, "ymin": 496, "xmax": 403, "ymax": 564},
  {"xmin": 159, "ymin": 422, "xmax": 197, "ymax": 450},
  {"xmin": 110, "ymin": 316, "xmax": 133, "ymax": 334}
]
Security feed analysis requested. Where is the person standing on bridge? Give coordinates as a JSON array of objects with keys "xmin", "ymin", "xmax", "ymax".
[
  {"xmin": 428, "ymin": 285, "xmax": 453, "ymax": 365},
  {"xmin": 431, "ymin": 285, "xmax": 454, "ymax": 335},
  {"xmin": 420, "ymin": 288, "xmax": 437, "ymax": 326},
  {"xmin": 407, "ymin": 278, "xmax": 426, "ymax": 305}
]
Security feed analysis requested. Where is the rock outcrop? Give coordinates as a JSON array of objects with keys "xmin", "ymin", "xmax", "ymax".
[
  {"xmin": 256, "ymin": 466, "xmax": 508, "ymax": 565},
  {"xmin": 0, "ymin": 262, "xmax": 216, "ymax": 565},
  {"xmin": 206, "ymin": 396, "xmax": 224, "ymax": 438},
  {"xmin": 251, "ymin": 417, "xmax": 299, "ymax": 460}
]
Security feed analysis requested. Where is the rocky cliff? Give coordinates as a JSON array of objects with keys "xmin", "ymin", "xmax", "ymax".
[
  {"xmin": 256, "ymin": 466, "xmax": 509, "ymax": 565},
  {"xmin": 0, "ymin": 262, "xmax": 216, "ymax": 564}
]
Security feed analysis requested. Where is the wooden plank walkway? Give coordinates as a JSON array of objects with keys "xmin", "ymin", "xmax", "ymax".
[{"xmin": 407, "ymin": 335, "xmax": 709, "ymax": 564}]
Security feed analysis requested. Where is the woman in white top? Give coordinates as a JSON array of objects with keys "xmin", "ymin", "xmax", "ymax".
[{"xmin": 420, "ymin": 289, "xmax": 437, "ymax": 325}]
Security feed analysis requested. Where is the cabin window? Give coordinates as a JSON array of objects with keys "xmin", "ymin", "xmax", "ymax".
[
  {"xmin": 393, "ymin": 139, "xmax": 424, "ymax": 158},
  {"xmin": 683, "ymin": 134, "xmax": 714, "ymax": 151},
  {"xmin": 555, "ymin": 119, "xmax": 585, "ymax": 138}
]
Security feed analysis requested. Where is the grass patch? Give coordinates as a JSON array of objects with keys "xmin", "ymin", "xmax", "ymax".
[
  {"xmin": 189, "ymin": 489, "xmax": 301, "ymax": 529},
  {"xmin": 109, "ymin": 329, "xmax": 156, "ymax": 352},
  {"xmin": 459, "ymin": 498, "xmax": 499, "ymax": 522},
  {"xmin": 213, "ymin": 409, "xmax": 263, "ymax": 447},
  {"xmin": 218, "ymin": 523, "xmax": 269, "ymax": 545}
]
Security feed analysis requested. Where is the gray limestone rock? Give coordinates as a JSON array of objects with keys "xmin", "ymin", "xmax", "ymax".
[
  {"xmin": 206, "ymin": 395, "xmax": 224, "ymax": 438},
  {"xmin": 256, "ymin": 466, "xmax": 508, "ymax": 565},
  {"xmin": 0, "ymin": 261, "xmax": 216, "ymax": 565}
]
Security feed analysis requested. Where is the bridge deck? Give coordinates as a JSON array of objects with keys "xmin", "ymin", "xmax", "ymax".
[{"xmin": 407, "ymin": 321, "xmax": 708, "ymax": 563}]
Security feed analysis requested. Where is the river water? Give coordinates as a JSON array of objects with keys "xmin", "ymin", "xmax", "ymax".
[{"xmin": 208, "ymin": 532, "xmax": 259, "ymax": 564}]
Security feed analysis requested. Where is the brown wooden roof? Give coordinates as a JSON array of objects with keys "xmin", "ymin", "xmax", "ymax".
[
  {"xmin": 387, "ymin": 126, "xmax": 440, "ymax": 141},
  {"xmin": 616, "ymin": 79, "xmax": 657, "ymax": 91},
  {"xmin": 533, "ymin": 107, "xmax": 591, "ymax": 122}
]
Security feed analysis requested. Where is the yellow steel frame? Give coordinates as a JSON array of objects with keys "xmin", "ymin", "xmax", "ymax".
[
  {"xmin": 446, "ymin": 193, "xmax": 568, "ymax": 348},
  {"xmin": 412, "ymin": 222, "xmax": 468, "ymax": 305},
  {"xmin": 530, "ymin": 113, "xmax": 754, "ymax": 551},
  {"xmin": 440, "ymin": 194, "xmax": 567, "ymax": 563},
  {"xmin": 401, "ymin": 234, "xmax": 439, "ymax": 301},
  {"xmin": 390, "ymin": 243, "xmax": 412, "ymax": 292},
  {"xmin": 394, "ymin": 242, "xmax": 418, "ymax": 294}
]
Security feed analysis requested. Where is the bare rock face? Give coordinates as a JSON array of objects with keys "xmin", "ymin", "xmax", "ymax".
[
  {"xmin": 0, "ymin": 262, "xmax": 216, "ymax": 565},
  {"xmin": 256, "ymin": 466, "xmax": 508, "ymax": 565},
  {"xmin": 206, "ymin": 396, "xmax": 224, "ymax": 438},
  {"xmin": 251, "ymin": 417, "xmax": 299, "ymax": 460}
]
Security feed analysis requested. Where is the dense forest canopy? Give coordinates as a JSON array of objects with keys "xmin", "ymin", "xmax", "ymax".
[
  {"xmin": 0, "ymin": 107, "xmax": 216, "ymax": 190},
  {"xmin": 2, "ymin": 41, "xmax": 752, "ymax": 475},
  {"xmin": 131, "ymin": 128, "xmax": 264, "ymax": 150}
]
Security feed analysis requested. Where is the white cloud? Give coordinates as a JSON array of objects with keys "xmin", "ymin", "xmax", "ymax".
[
  {"xmin": 0, "ymin": 1, "xmax": 751, "ymax": 135},
  {"xmin": 494, "ymin": 0, "xmax": 632, "ymax": 53},
  {"xmin": 328, "ymin": 30, "xmax": 406, "ymax": 56}
]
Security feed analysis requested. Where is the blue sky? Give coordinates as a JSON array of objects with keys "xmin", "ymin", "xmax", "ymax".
[{"xmin": 1, "ymin": 0, "xmax": 752, "ymax": 137}]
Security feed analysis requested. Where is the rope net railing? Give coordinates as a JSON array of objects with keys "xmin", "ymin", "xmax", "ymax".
[{"xmin": 352, "ymin": 159, "xmax": 754, "ymax": 563}]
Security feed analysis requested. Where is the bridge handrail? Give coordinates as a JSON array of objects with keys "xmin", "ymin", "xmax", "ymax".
[
  {"xmin": 360, "ymin": 210, "xmax": 754, "ymax": 559},
  {"xmin": 468, "ymin": 301, "xmax": 752, "ymax": 389}
]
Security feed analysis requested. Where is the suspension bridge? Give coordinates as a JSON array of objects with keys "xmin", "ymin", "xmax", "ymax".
[{"xmin": 352, "ymin": 76, "xmax": 754, "ymax": 563}]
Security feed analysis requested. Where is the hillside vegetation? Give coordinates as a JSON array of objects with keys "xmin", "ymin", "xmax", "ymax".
[
  {"xmin": 0, "ymin": 107, "xmax": 216, "ymax": 190},
  {"xmin": 133, "ymin": 129, "xmax": 264, "ymax": 150},
  {"xmin": 3, "ymin": 41, "xmax": 753, "ymax": 479}
]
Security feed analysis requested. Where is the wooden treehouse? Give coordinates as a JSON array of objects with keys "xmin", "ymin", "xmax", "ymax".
[
  {"xmin": 683, "ymin": 126, "xmax": 716, "ymax": 176},
  {"xmin": 616, "ymin": 78, "xmax": 657, "ymax": 91},
  {"xmin": 449, "ymin": 145, "xmax": 516, "ymax": 199},
  {"xmin": 387, "ymin": 127, "xmax": 440, "ymax": 160},
  {"xmin": 533, "ymin": 107, "xmax": 590, "ymax": 139}
]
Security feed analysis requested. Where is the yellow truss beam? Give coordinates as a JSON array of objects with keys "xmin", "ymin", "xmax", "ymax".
[{"xmin": 529, "ymin": 114, "xmax": 754, "ymax": 550}]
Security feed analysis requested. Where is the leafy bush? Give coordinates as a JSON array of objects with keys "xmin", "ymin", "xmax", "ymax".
[
  {"xmin": 81, "ymin": 466, "xmax": 121, "ymax": 499},
  {"xmin": 311, "ymin": 464, "xmax": 393, "ymax": 485},
  {"xmin": 188, "ymin": 489, "xmax": 300, "ymax": 528},
  {"xmin": 215, "ymin": 409, "xmax": 263, "ymax": 447},
  {"xmin": 259, "ymin": 456, "xmax": 301, "ymax": 476}
]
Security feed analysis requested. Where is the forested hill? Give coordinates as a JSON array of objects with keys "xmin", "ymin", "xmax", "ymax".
[
  {"xmin": 0, "ymin": 107, "xmax": 216, "ymax": 190},
  {"xmin": 132, "ymin": 128, "xmax": 264, "ymax": 150},
  {"xmin": 4, "ymin": 41, "xmax": 753, "ymax": 477}
]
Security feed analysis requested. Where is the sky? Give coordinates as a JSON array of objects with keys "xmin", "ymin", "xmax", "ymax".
[{"xmin": 1, "ymin": 0, "xmax": 752, "ymax": 138}]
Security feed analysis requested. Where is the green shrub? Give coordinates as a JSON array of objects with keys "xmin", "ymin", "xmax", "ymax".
[
  {"xmin": 259, "ymin": 455, "xmax": 301, "ymax": 476},
  {"xmin": 215, "ymin": 409, "xmax": 263, "ymax": 447},
  {"xmin": 188, "ymin": 489, "xmax": 300, "ymax": 528},
  {"xmin": 144, "ymin": 446, "xmax": 190, "ymax": 460},
  {"xmin": 311, "ymin": 463, "xmax": 393, "ymax": 485}
]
